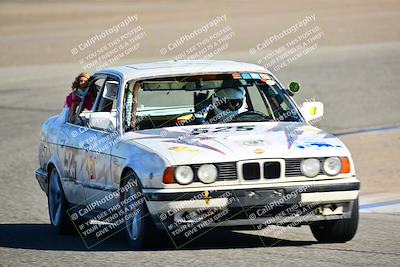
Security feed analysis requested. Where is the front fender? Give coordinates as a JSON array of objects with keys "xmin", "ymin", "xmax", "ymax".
[{"xmin": 112, "ymin": 140, "xmax": 168, "ymax": 189}]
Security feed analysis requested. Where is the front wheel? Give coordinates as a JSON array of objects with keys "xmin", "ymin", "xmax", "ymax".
[
  {"xmin": 310, "ymin": 198, "xmax": 359, "ymax": 243},
  {"xmin": 121, "ymin": 171, "xmax": 158, "ymax": 249},
  {"xmin": 48, "ymin": 167, "xmax": 74, "ymax": 234}
]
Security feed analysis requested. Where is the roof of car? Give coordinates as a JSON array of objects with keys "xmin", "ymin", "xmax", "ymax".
[{"xmin": 97, "ymin": 60, "xmax": 272, "ymax": 81}]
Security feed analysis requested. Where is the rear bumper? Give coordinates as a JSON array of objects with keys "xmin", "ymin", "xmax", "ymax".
[
  {"xmin": 143, "ymin": 177, "xmax": 360, "ymax": 229},
  {"xmin": 35, "ymin": 168, "xmax": 48, "ymax": 194}
]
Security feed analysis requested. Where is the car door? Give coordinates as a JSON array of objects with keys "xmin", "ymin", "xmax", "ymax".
[
  {"xmin": 58, "ymin": 75, "xmax": 106, "ymax": 207},
  {"xmin": 79, "ymin": 75, "xmax": 121, "ymax": 211}
]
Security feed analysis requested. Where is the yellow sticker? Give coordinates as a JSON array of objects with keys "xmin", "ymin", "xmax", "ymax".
[
  {"xmin": 168, "ymin": 146, "xmax": 200, "ymax": 153},
  {"xmin": 309, "ymin": 107, "xmax": 317, "ymax": 115},
  {"xmin": 254, "ymin": 148, "xmax": 265, "ymax": 154},
  {"xmin": 176, "ymin": 114, "xmax": 193, "ymax": 122}
]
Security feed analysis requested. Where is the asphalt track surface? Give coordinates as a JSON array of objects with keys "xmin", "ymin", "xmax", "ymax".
[{"xmin": 1, "ymin": 1, "xmax": 400, "ymax": 266}]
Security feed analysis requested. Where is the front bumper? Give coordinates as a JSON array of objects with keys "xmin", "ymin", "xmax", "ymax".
[
  {"xmin": 35, "ymin": 168, "xmax": 48, "ymax": 194},
  {"xmin": 143, "ymin": 177, "xmax": 360, "ymax": 229}
]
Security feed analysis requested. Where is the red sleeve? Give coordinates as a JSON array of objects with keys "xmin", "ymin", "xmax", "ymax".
[
  {"xmin": 83, "ymin": 96, "xmax": 94, "ymax": 110},
  {"xmin": 65, "ymin": 91, "xmax": 80, "ymax": 107}
]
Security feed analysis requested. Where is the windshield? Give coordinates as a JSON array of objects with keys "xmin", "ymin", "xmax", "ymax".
[{"xmin": 123, "ymin": 73, "xmax": 303, "ymax": 131}]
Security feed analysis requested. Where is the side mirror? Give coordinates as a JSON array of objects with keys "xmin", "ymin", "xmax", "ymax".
[
  {"xmin": 88, "ymin": 112, "xmax": 116, "ymax": 132},
  {"xmin": 300, "ymin": 101, "xmax": 324, "ymax": 122},
  {"xmin": 287, "ymin": 81, "xmax": 300, "ymax": 96}
]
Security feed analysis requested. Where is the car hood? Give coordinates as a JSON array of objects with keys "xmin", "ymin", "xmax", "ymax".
[{"xmin": 124, "ymin": 122, "xmax": 349, "ymax": 165}]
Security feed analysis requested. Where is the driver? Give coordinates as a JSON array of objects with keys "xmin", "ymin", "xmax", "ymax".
[{"xmin": 205, "ymin": 87, "xmax": 246, "ymax": 123}]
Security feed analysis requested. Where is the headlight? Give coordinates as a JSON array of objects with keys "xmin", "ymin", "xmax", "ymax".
[
  {"xmin": 197, "ymin": 164, "xmax": 218, "ymax": 184},
  {"xmin": 174, "ymin": 166, "xmax": 194, "ymax": 185},
  {"xmin": 323, "ymin": 157, "xmax": 342, "ymax": 176},
  {"xmin": 300, "ymin": 158, "xmax": 321, "ymax": 177}
]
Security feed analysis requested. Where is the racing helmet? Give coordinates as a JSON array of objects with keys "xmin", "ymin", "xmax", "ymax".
[{"xmin": 214, "ymin": 87, "xmax": 245, "ymax": 112}]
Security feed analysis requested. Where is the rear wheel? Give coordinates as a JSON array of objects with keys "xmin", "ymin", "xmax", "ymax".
[
  {"xmin": 310, "ymin": 198, "xmax": 359, "ymax": 243},
  {"xmin": 48, "ymin": 167, "xmax": 74, "ymax": 234},
  {"xmin": 121, "ymin": 170, "xmax": 159, "ymax": 249}
]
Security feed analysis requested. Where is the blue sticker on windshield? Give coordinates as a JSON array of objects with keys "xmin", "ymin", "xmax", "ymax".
[
  {"xmin": 250, "ymin": 73, "xmax": 261, "ymax": 79},
  {"xmin": 241, "ymin": 73, "xmax": 252, "ymax": 79}
]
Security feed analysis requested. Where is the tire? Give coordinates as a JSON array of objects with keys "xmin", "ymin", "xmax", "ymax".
[
  {"xmin": 310, "ymin": 198, "xmax": 359, "ymax": 243},
  {"xmin": 48, "ymin": 167, "xmax": 74, "ymax": 234},
  {"xmin": 120, "ymin": 170, "xmax": 158, "ymax": 249}
]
